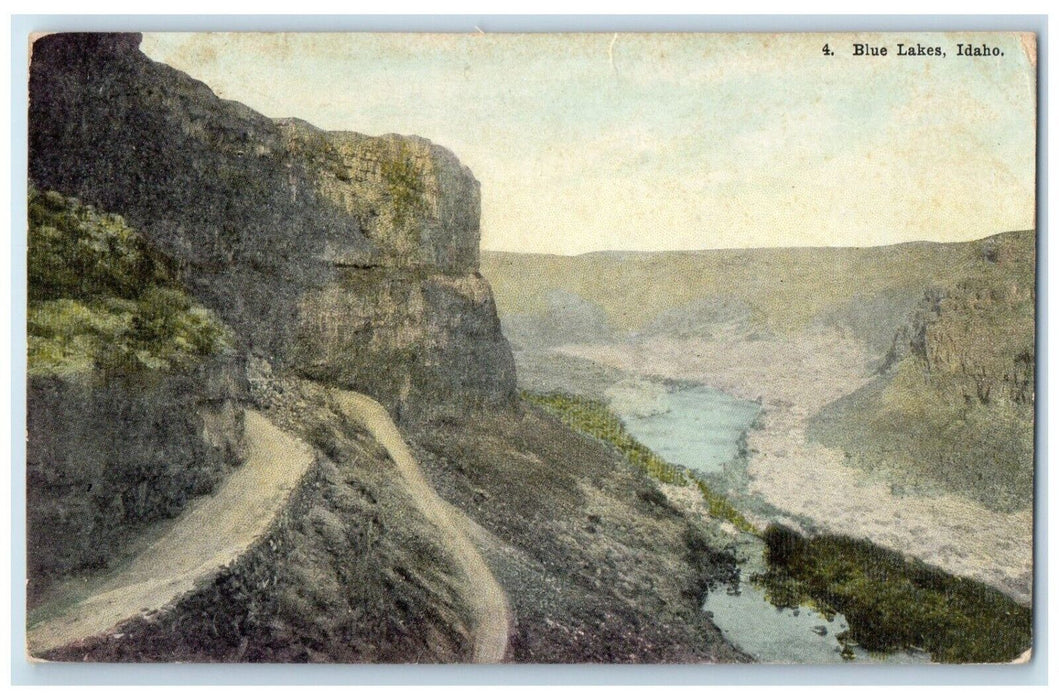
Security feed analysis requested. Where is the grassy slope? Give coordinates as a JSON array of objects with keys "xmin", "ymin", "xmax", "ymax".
[
  {"xmin": 28, "ymin": 188, "xmax": 228, "ymax": 378},
  {"xmin": 522, "ymin": 391, "xmax": 756, "ymax": 534}
]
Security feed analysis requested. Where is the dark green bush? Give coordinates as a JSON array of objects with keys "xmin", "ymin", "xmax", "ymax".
[
  {"xmin": 755, "ymin": 525, "xmax": 1032, "ymax": 662},
  {"xmin": 762, "ymin": 523, "xmax": 808, "ymax": 568},
  {"xmin": 29, "ymin": 187, "xmax": 165, "ymax": 302}
]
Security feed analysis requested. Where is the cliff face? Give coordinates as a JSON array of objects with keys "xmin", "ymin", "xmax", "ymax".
[
  {"xmin": 25, "ymin": 34, "xmax": 759, "ymax": 664},
  {"xmin": 880, "ymin": 231, "xmax": 1036, "ymax": 407},
  {"xmin": 809, "ymin": 230, "xmax": 1036, "ymax": 512},
  {"xmin": 29, "ymin": 33, "xmax": 516, "ymax": 418},
  {"xmin": 26, "ymin": 185, "xmax": 252, "ymax": 595},
  {"xmin": 27, "ymin": 356, "xmax": 247, "ymax": 600}
]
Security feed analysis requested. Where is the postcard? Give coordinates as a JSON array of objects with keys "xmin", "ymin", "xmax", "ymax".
[{"xmin": 25, "ymin": 30, "xmax": 1036, "ymax": 665}]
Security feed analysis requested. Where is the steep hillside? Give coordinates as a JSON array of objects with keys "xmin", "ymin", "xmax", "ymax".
[
  {"xmin": 27, "ymin": 187, "xmax": 247, "ymax": 601},
  {"xmin": 27, "ymin": 33, "xmax": 750, "ymax": 663},
  {"xmin": 36, "ymin": 378, "xmax": 481, "ymax": 663},
  {"xmin": 808, "ymin": 231, "xmax": 1036, "ymax": 511},
  {"xmin": 36, "ymin": 373, "xmax": 748, "ymax": 663}
]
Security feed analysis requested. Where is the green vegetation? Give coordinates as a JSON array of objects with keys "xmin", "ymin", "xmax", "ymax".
[
  {"xmin": 688, "ymin": 475, "xmax": 757, "ymax": 534},
  {"xmin": 522, "ymin": 391, "xmax": 757, "ymax": 534},
  {"xmin": 522, "ymin": 391, "xmax": 685, "ymax": 483},
  {"xmin": 380, "ymin": 142, "xmax": 424, "ymax": 226},
  {"xmin": 28, "ymin": 188, "xmax": 228, "ymax": 378},
  {"xmin": 753, "ymin": 525, "xmax": 1032, "ymax": 663}
]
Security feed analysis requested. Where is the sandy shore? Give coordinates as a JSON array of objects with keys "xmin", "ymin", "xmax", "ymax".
[{"xmin": 557, "ymin": 329, "xmax": 1033, "ymax": 605}]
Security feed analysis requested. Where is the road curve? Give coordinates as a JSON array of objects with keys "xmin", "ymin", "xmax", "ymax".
[
  {"xmin": 331, "ymin": 390, "xmax": 511, "ymax": 664},
  {"xmin": 27, "ymin": 410, "xmax": 314, "ymax": 657}
]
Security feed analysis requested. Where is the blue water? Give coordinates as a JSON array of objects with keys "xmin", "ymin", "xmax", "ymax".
[
  {"xmin": 606, "ymin": 378, "xmax": 930, "ymax": 664},
  {"xmin": 604, "ymin": 380, "xmax": 760, "ymax": 475},
  {"xmin": 703, "ymin": 584, "xmax": 929, "ymax": 664}
]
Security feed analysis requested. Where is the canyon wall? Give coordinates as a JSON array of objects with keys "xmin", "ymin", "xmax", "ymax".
[{"xmin": 29, "ymin": 32, "xmax": 516, "ymax": 420}]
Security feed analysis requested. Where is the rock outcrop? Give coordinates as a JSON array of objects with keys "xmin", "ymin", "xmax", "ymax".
[
  {"xmin": 27, "ymin": 355, "xmax": 247, "ymax": 601},
  {"xmin": 29, "ymin": 32, "xmax": 516, "ymax": 419},
  {"xmin": 880, "ymin": 230, "xmax": 1036, "ymax": 406},
  {"xmin": 26, "ymin": 184, "xmax": 252, "ymax": 596},
  {"xmin": 809, "ymin": 230, "xmax": 1036, "ymax": 511}
]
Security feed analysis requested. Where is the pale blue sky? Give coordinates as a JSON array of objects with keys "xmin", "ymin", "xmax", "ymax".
[{"xmin": 142, "ymin": 32, "xmax": 1037, "ymax": 254}]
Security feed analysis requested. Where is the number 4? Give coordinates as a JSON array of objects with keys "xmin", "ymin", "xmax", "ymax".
[{"xmin": 822, "ymin": 43, "xmax": 833, "ymax": 56}]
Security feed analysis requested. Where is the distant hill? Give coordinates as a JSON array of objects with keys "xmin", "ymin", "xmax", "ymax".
[
  {"xmin": 482, "ymin": 238, "xmax": 1016, "ymax": 356},
  {"xmin": 484, "ymin": 231, "xmax": 1037, "ymax": 513}
]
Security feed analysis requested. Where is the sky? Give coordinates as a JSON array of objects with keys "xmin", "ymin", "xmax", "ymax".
[{"xmin": 142, "ymin": 32, "xmax": 1037, "ymax": 255}]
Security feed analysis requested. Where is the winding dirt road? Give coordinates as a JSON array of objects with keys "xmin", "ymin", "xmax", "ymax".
[
  {"xmin": 331, "ymin": 390, "xmax": 511, "ymax": 664},
  {"xmin": 28, "ymin": 394, "xmax": 509, "ymax": 663},
  {"xmin": 27, "ymin": 410, "xmax": 314, "ymax": 657}
]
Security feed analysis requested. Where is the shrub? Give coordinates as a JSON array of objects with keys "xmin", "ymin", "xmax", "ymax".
[
  {"xmin": 28, "ymin": 187, "xmax": 165, "ymax": 302},
  {"xmin": 754, "ymin": 525, "xmax": 1032, "ymax": 662},
  {"xmin": 27, "ymin": 188, "xmax": 228, "ymax": 378},
  {"xmin": 762, "ymin": 523, "xmax": 807, "ymax": 568}
]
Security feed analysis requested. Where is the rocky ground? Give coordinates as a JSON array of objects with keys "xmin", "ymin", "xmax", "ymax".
[
  {"xmin": 410, "ymin": 403, "xmax": 750, "ymax": 663},
  {"xmin": 36, "ymin": 367, "xmax": 751, "ymax": 663},
  {"xmin": 38, "ymin": 376, "xmax": 476, "ymax": 663}
]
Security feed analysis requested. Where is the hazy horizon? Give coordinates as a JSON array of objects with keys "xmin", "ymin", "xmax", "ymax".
[
  {"xmin": 142, "ymin": 32, "xmax": 1037, "ymax": 255},
  {"xmin": 480, "ymin": 227, "xmax": 1032, "ymax": 256}
]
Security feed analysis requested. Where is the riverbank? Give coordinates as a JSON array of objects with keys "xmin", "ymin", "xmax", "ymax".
[
  {"xmin": 525, "ymin": 382, "xmax": 1032, "ymax": 663},
  {"xmin": 552, "ymin": 329, "xmax": 1033, "ymax": 605}
]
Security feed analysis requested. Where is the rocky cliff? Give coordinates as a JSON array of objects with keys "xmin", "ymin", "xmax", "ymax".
[
  {"xmin": 26, "ymin": 185, "xmax": 252, "ymax": 597},
  {"xmin": 29, "ymin": 32, "xmax": 516, "ymax": 419},
  {"xmin": 809, "ymin": 230, "xmax": 1036, "ymax": 511},
  {"xmin": 27, "ymin": 358, "xmax": 247, "ymax": 602},
  {"xmin": 879, "ymin": 231, "xmax": 1036, "ymax": 406},
  {"xmin": 24, "ymin": 33, "xmax": 761, "ymax": 664}
]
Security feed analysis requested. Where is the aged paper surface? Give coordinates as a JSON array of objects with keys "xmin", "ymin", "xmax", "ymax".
[{"xmin": 26, "ymin": 31, "xmax": 1035, "ymax": 665}]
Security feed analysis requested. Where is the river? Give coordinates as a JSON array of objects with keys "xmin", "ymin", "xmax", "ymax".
[{"xmin": 605, "ymin": 376, "xmax": 929, "ymax": 664}]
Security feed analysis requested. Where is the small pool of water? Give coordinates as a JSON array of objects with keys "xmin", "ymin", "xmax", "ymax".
[
  {"xmin": 704, "ymin": 583, "xmax": 850, "ymax": 663},
  {"xmin": 605, "ymin": 379, "xmax": 760, "ymax": 475},
  {"xmin": 703, "ymin": 583, "xmax": 930, "ymax": 664}
]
